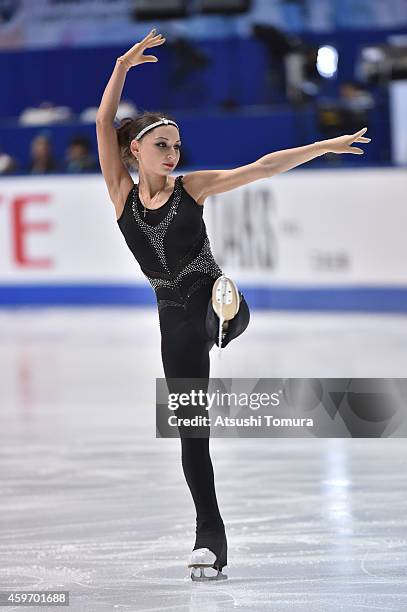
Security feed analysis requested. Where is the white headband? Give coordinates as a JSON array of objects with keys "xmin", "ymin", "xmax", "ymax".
[{"xmin": 134, "ymin": 117, "xmax": 179, "ymax": 141}]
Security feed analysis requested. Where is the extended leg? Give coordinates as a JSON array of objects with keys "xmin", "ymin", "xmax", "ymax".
[{"xmin": 159, "ymin": 308, "xmax": 228, "ymax": 578}]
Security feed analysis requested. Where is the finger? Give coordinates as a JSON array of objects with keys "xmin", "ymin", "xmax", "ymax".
[
  {"xmin": 142, "ymin": 55, "xmax": 158, "ymax": 63},
  {"xmin": 142, "ymin": 29, "xmax": 156, "ymax": 42},
  {"xmin": 145, "ymin": 36, "xmax": 165, "ymax": 48},
  {"xmin": 148, "ymin": 37, "xmax": 166, "ymax": 46},
  {"xmin": 355, "ymin": 137, "xmax": 371, "ymax": 143},
  {"xmin": 143, "ymin": 35, "xmax": 162, "ymax": 46},
  {"xmin": 142, "ymin": 29, "xmax": 161, "ymax": 44},
  {"xmin": 353, "ymin": 127, "xmax": 368, "ymax": 137},
  {"xmin": 349, "ymin": 147, "xmax": 364, "ymax": 154}
]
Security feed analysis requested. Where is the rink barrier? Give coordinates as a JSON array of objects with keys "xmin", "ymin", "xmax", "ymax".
[
  {"xmin": 1, "ymin": 169, "xmax": 406, "ymax": 309},
  {"xmin": 1, "ymin": 285, "xmax": 407, "ymax": 312}
]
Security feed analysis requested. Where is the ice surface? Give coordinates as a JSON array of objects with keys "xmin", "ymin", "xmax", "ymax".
[{"xmin": 0, "ymin": 307, "xmax": 406, "ymax": 611}]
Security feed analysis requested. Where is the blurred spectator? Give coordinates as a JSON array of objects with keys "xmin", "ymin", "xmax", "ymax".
[
  {"xmin": 318, "ymin": 80, "xmax": 375, "ymax": 140},
  {"xmin": 65, "ymin": 135, "xmax": 97, "ymax": 173},
  {"xmin": 338, "ymin": 80, "xmax": 375, "ymax": 135},
  {"xmin": 0, "ymin": 148, "xmax": 18, "ymax": 174},
  {"xmin": 339, "ymin": 80, "xmax": 375, "ymax": 111},
  {"xmin": 28, "ymin": 133, "xmax": 59, "ymax": 174}
]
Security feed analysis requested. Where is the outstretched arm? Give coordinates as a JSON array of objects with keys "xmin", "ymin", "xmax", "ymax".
[
  {"xmin": 96, "ymin": 28, "xmax": 165, "ymax": 215},
  {"xmin": 257, "ymin": 127, "xmax": 371, "ymax": 177},
  {"xmin": 183, "ymin": 128, "xmax": 371, "ymax": 203}
]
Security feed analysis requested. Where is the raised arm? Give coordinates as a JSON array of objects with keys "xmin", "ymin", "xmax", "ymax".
[
  {"xmin": 183, "ymin": 128, "xmax": 371, "ymax": 203},
  {"xmin": 96, "ymin": 29, "xmax": 165, "ymax": 217}
]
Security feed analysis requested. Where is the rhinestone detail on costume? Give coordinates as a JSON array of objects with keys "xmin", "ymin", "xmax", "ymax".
[
  {"xmin": 156, "ymin": 275, "xmax": 215, "ymax": 312},
  {"xmin": 177, "ymin": 236, "xmax": 222, "ymax": 282},
  {"xmin": 130, "ymin": 175, "xmax": 223, "ymax": 312},
  {"xmin": 131, "ymin": 176, "xmax": 181, "ymax": 272},
  {"xmin": 157, "ymin": 299, "xmax": 185, "ymax": 313},
  {"xmin": 147, "ymin": 235, "xmax": 222, "ymax": 290}
]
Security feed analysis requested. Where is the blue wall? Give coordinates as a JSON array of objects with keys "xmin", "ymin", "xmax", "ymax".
[
  {"xmin": 0, "ymin": 28, "xmax": 399, "ymax": 170},
  {"xmin": 0, "ymin": 28, "xmax": 404, "ymax": 118},
  {"xmin": 0, "ymin": 106, "xmax": 387, "ymax": 172}
]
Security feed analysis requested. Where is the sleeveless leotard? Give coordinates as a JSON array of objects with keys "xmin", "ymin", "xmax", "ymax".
[
  {"xmin": 117, "ymin": 174, "xmax": 228, "ymax": 570},
  {"xmin": 117, "ymin": 174, "xmax": 223, "ymax": 320}
]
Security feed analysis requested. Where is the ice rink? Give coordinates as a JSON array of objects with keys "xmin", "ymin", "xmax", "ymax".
[{"xmin": 1, "ymin": 307, "xmax": 407, "ymax": 611}]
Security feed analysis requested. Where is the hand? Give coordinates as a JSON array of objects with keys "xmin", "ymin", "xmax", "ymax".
[
  {"xmin": 117, "ymin": 28, "xmax": 166, "ymax": 70},
  {"xmin": 318, "ymin": 127, "xmax": 371, "ymax": 155}
]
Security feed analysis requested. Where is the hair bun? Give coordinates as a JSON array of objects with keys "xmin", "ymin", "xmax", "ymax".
[{"xmin": 118, "ymin": 117, "xmax": 133, "ymax": 128}]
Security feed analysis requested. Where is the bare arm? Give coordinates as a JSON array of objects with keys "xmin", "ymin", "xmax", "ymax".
[
  {"xmin": 257, "ymin": 127, "xmax": 371, "ymax": 177},
  {"xmin": 96, "ymin": 29, "xmax": 166, "ymax": 216},
  {"xmin": 96, "ymin": 60, "xmax": 133, "ymax": 215},
  {"xmin": 183, "ymin": 128, "xmax": 371, "ymax": 202},
  {"xmin": 96, "ymin": 59, "xmax": 129, "ymax": 124}
]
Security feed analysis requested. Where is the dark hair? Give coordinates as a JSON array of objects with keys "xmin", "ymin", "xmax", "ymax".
[
  {"xmin": 116, "ymin": 111, "xmax": 179, "ymax": 169},
  {"xmin": 69, "ymin": 135, "xmax": 91, "ymax": 150}
]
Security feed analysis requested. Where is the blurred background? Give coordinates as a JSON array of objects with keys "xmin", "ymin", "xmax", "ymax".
[
  {"xmin": 1, "ymin": 2, "xmax": 407, "ymax": 610},
  {"xmin": 1, "ymin": 0, "xmax": 406, "ymax": 174},
  {"xmin": 0, "ymin": 0, "xmax": 406, "ymax": 311}
]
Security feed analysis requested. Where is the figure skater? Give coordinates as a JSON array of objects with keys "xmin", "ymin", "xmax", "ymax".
[{"xmin": 96, "ymin": 28, "xmax": 371, "ymax": 581}]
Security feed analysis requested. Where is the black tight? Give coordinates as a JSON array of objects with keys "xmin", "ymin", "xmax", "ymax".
[
  {"xmin": 158, "ymin": 283, "xmax": 248, "ymax": 569},
  {"xmin": 160, "ymin": 311, "xmax": 223, "ymax": 529}
]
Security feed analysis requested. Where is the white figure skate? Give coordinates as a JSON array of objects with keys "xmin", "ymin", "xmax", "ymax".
[
  {"xmin": 188, "ymin": 547, "xmax": 228, "ymax": 582},
  {"xmin": 211, "ymin": 275, "xmax": 240, "ymax": 359}
]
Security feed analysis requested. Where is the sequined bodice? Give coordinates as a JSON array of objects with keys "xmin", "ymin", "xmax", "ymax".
[{"xmin": 116, "ymin": 175, "xmax": 223, "ymax": 312}]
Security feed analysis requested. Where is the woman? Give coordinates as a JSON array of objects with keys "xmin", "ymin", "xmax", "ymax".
[{"xmin": 96, "ymin": 28, "xmax": 371, "ymax": 581}]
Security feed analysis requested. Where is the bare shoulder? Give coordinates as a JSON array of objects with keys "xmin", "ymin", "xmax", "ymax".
[
  {"xmin": 181, "ymin": 162, "xmax": 265, "ymax": 202},
  {"xmin": 180, "ymin": 172, "xmax": 206, "ymax": 206},
  {"xmin": 114, "ymin": 173, "xmax": 135, "ymax": 220},
  {"xmin": 95, "ymin": 119, "xmax": 135, "ymax": 219}
]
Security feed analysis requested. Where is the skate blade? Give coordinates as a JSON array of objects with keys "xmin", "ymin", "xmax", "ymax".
[
  {"xmin": 212, "ymin": 276, "xmax": 240, "ymax": 321},
  {"xmin": 190, "ymin": 566, "xmax": 228, "ymax": 582}
]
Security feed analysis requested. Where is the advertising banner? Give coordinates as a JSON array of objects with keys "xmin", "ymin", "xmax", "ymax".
[{"xmin": 1, "ymin": 169, "xmax": 406, "ymax": 286}]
